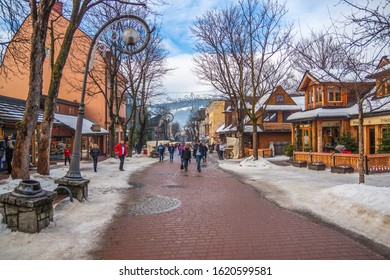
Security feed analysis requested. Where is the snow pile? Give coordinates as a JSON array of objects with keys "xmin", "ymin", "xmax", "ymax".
[
  {"xmin": 0, "ymin": 156, "xmax": 156, "ymax": 259},
  {"xmin": 315, "ymin": 184, "xmax": 390, "ymax": 246},
  {"xmin": 239, "ymin": 155, "xmax": 272, "ymax": 169}
]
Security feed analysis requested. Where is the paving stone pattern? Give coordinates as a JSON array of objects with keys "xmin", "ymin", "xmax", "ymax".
[{"xmin": 97, "ymin": 156, "xmax": 384, "ymax": 260}]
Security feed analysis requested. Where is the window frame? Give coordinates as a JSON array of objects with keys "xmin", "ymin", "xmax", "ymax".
[
  {"xmin": 327, "ymin": 86, "xmax": 342, "ymax": 102},
  {"xmin": 263, "ymin": 111, "xmax": 278, "ymax": 122}
]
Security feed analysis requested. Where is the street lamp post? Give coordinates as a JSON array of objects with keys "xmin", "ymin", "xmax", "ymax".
[{"xmin": 55, "ymin": 15, "xmax": 150, "ymax": 201}]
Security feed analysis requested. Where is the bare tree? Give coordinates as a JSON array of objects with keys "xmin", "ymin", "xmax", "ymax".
[
  {"xmin": 192, "ymin": 0, "xmax": 294, "ymax": 159},
  {"xmin": 291, "ymin": 30, "xmax": 347, "ymax": 74},
  {"xmin": 192, "ymin": 4, "xmax": 248, "ymax": 158},
  {"xmin": 171, "ymin": 121, "xmax": 181, "ymax": 140},
  {"xmin": 340, "ymin": 0, "xmax": 390, "ymax": 58}
]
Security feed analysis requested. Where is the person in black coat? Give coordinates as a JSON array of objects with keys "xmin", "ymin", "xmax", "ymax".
[
  {"xmin": 89, "ymin": 143, "xmax": 100, "ymax": 172},
  {"xmin": 5, "ymin": 140, "xmax": 14, "ymax": 174},
  {"xmin": 181, "ymin": 144, "xmax": 192, "ymax": 171}
]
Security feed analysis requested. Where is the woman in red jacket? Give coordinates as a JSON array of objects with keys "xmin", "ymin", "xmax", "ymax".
[{"xmin": 114, "ymin": 140, "xmax": 127, "ymax": 171}]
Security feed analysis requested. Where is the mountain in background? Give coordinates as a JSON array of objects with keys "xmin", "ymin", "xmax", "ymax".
[{"xmin": 151, "ymin": 99, "xmax": 213, "ymax": 127}]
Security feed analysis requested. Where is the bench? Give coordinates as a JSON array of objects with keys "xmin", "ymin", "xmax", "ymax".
[{"xmin": 53, "ymin": 186, "xmax": 73, "ymax": 204}]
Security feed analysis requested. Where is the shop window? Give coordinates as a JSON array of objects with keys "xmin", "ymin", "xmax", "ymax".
[
  {"xmin": 263, "ymin": 111, "xmax": 277, "ymax": 122},
  {"xmin": 327, "ymin": 86, "xmax": 341, "ymax": 102}
]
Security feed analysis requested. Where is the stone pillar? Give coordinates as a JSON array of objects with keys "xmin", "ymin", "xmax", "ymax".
[{"xmin": 54, "ymin": 178, "xmax": 90, "ymax": 202}]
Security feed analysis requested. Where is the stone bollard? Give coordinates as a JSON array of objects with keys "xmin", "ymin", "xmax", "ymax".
[{"xmin": 0, "ymin": 180, "xmax": 55, "ymax": 233}]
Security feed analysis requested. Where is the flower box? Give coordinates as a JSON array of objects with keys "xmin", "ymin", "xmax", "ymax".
[
  {"xmin": 308, "ymin": 162, "xmax": 326, "ymax": 171},
  {"xmin": 331, "ymin": 165, "xmax": 354, "ymax": 174},
  {"xmin": 293, "ymin": 161, "xmax": 307, "ymax": 168}
]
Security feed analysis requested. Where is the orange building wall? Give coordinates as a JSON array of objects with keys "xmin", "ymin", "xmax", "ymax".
[{"xmin": 0, "ymin": 11, "xmax": 112, "ymax": 128}]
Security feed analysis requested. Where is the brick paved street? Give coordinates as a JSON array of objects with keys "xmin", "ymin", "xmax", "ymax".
[{"xmin": 96, "ymin": 154, "xmax": 385, "ymax": 260}]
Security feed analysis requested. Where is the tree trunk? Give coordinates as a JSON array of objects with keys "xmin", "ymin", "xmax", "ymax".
[
  {"xmin": 12, "ymin": 3, "xmax": 54, "ymax": 179},
  {"xmin": 37, "ymin": 113, "xmax": 54, "ymax": 175},
  {"xmin": 109, "ymin": 123, "xmax": 116, "ymax": 157},
  {"xmin": 358, "ymin": 102, "xmax": 365, "ymax": 184},
  {"xmin": 37, "ymin": 19, "xmax": 78, "ymax": 175},
  {"xmin": 252, "ymin": 121, "xmax": 258, "ymax": 160},
  {"xmin": 137, "ymin": 111, "xmax": 147, "ymax": 154}
]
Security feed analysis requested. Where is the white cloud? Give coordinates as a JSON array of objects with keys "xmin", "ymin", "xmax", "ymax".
[{"xmin": 163, "ymin": 54, "xmax": 215, "ymax": 99}]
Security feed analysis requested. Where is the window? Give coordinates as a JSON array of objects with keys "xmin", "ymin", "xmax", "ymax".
[
  {"xmin": 307, "ymin": 90, "xmax": 314, "ymax": 104},
  {"xmin": 263, "ymin": 111, "xmax": 277, "ymax": 122},
  {"xmin": 379, "ymin": 81, "xmax": 389, "ymax": 97},
  {"xmin": 316, "ymin": 86, "xmax": 323, "ymax": 103},
  {"xmin": 276, "ymin": 94, "xmax": 284, "ymax": 103},
  {"xmin": 327, "ymin": 86, "xmax": 341, "ymax": 102},
  {"xmin": 283, "ymin": 111, "xmax": 291, "ymax": 122}
]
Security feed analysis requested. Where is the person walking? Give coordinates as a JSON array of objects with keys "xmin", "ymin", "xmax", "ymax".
[
  {"xmin": 5, "ymin": 140, "xmax": 14, "ymax": 174},
  {"xmin": 168, "ymin": 143, "xmax": 175, "ymax": 162},
  {"xmin": 181, "ymin": 143, "xmax": 192, "ymax": 171},
  {"xmin": 157, "ymin": 143, "xmax": 165, "ymax": 162},
  {"xmin": 114, "ymin": 140, "xmax": 127, "ymax": 171},
  {"xmin": 196, "ymin": 143, "xmax": 204, "ymax": 172},
  {"xmin": 193, "ymin": 141, "xmax": 199, "ymax": 159},
  {"xmin": 219, "ymin": 142, "xmax": 226, "ymax": 160},
  {"xmin": 64, "ymin": 145, "xmax": 71, "ymax": 166},
  {"xmin": 178, "ymin": 143, "xmax": 183, "ymax": 157},
  {"xmin": 90, "ymin": 143, "xmax": 100, "ymax": 172},
  {"xmin": 202, "ymin": 142, "xmax": 208, "ymax": 162}
]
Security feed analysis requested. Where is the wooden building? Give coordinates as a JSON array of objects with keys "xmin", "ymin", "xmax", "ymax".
[{"xmin": 287, "ymin": 66, "xmax": 390, "ymax": 155}]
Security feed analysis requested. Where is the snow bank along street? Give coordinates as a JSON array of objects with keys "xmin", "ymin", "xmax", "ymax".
[{"xmin": 0, "ymin": 154, "xmax": 389, "ymax": 259}]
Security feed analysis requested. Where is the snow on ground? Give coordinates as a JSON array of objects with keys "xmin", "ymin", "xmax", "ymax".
[
  {"xmin": 219, "ymin": 156, "xmax": 390, "ymax": 248},
  {"xmin": 0, "ymin": 154, "xmax": 389, "ymax": 259},
  {"xmin": 0, "ymin": 156, "xmax": 156, "ymax": 260}
]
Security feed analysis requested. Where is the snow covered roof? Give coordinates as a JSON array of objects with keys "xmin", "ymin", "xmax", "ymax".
[
  {"xmin": 215, "ymin": 123, "xmax": 263, "ymax": 133},
  {"xmin": 54, "ymin": 113, "xmax": 108, "ymax": 135},
  {"xmin": 0, "ymin": 96, "xmax": 59, "ymax": 124},
  {"xmin": 244, "ymin": 125, "xmax": 263, "ymax": 133},
  {"xmin": 291, "ymin": 96, "xmax": 305, "ymax": 109},
  {"xmin": 308, "ymin": 69, "xmax": 362, "ymax": 83},
  {"xmin": 288, "ymin": 93, "xmax": 390, "ymax": 122},
  {"xmin": 287, "ymin": 105, "xmax": 358, "ymax": 122},
  {"xmin": 266, "ymin": 104, "xmax": 302, "ymax": 111}
]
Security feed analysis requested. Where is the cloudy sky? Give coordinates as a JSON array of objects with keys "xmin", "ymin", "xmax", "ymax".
[{"xmin": 155, "ymin": 0, "xmax": 366, "ymax": 99}]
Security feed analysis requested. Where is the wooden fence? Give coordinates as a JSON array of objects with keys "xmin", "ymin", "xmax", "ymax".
[
  {"xmin": 247, "ymin": 148, "xmax": 272, "ymax": 157},
  {"xmin": 293, "ymin": 152, "xmax": 390, "ymax": 174}
]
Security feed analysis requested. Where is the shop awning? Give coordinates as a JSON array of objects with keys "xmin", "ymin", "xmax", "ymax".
[{"xmin": 54, "ymin": 113, "xmax": 108, "ymax": 135}]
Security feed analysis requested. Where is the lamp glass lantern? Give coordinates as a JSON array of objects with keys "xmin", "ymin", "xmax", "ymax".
[{"xmin": 122, "ymin": 27, "xmax": 140, "ymax": 46}]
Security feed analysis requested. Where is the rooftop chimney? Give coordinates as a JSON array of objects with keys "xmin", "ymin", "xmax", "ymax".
[{"xmin": 53, "ymin": 1, "xmax": 63, "ymax": 15}]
